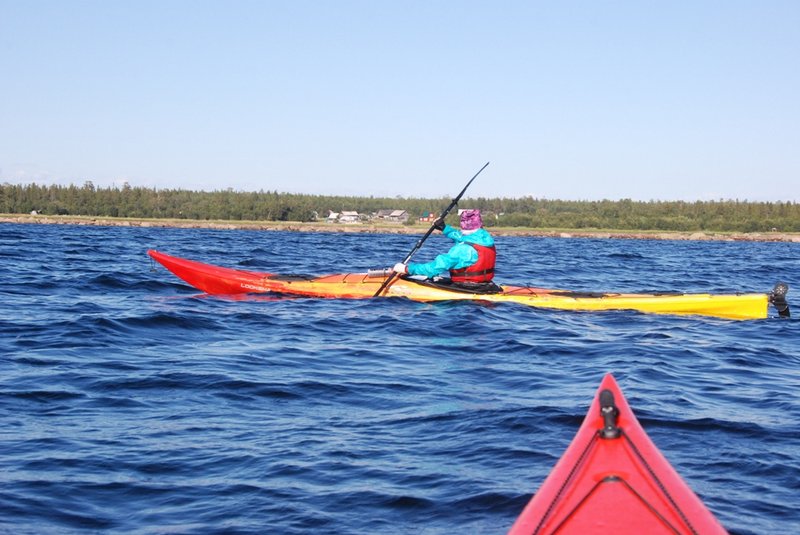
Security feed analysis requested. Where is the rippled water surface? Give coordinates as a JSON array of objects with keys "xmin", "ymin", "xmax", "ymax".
[{"xmin": 1, "ymin": 223, "xmax": 798, "ymax": 534}]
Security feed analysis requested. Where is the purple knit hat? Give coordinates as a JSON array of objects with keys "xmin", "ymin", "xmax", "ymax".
[{"xmin": 460, "ymin": 209, "xmax": 483, "ymax": 231}]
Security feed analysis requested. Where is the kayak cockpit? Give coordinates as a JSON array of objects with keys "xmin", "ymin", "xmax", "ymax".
[{"xmin": 404, "ymin": 276, "xmax": 503, "ymax": 295}]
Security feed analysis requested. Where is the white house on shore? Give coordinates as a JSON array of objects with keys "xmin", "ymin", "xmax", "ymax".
[
  {"xmin": 327, "ymin": 211, "xmax": 363, "ymax": 224},
  {"xmin": 339, "ymin": 211, "xmax": 361, "ymax": 224}
]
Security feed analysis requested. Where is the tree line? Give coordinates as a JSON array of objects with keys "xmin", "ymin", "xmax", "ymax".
[{"xmin": 2, "ymin": 182, "xmax": 799, "ymax": 232}]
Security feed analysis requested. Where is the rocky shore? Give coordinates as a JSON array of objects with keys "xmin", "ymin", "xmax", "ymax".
[{"xmin": 3, "ymin": 214, "xmax": 800, "ymax": 243}]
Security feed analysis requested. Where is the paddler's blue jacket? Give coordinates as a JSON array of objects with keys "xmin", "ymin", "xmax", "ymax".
[{"xmin": 407, "ymin": 225, "xmax": 495, "ymax": 279}]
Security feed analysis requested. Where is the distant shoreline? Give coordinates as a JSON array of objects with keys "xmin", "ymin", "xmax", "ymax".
[{"xmin": 3, "ymin": 214, "xmax": 800, "ymax": 243}]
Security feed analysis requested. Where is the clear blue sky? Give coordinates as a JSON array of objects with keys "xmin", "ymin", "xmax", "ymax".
[{"xmin": 1, "ymin": 1, "xmax": 798, "ymax": 201}]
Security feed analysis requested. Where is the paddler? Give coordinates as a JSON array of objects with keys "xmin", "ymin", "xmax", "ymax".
[{"xmin": 392, "ymin": 209, "xmax": 497, "ymax": 285}]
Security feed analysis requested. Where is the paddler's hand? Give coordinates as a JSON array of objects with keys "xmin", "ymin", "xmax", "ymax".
[
  {"xmin": 392, "ymin": 263, "xmax": 408, "ymax": 275},
  {"xmin": 432, "ymin": 217, "xmax": 445, "ymax": 231}
]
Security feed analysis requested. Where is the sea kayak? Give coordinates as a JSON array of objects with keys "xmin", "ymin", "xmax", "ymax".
[
  {"xmin": 508, "ymin": 373, "xmax": 727, "ymax": 534},
  {"xmin": 147, "ymin": 250, "xmax": 789, "ymax": 320}
]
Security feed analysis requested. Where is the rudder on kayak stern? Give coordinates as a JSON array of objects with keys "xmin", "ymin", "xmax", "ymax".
[{"xmin": 769, "ymin": 282, "xmax": 790, "ymax": 318}]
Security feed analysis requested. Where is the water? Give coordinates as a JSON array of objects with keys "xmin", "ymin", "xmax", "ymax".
[{"xmin": 1, "ymin": 223, "xmax": 798, "ymax": 534}]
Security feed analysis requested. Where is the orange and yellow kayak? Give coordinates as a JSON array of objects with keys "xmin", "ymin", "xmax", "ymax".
[
  {"xmin": 508, "ymin": 373, "xmax": 727, "ymax": 535},
  {"xmin": 148, "ymin": 250, "xmax": 789, "ymax": 320}
]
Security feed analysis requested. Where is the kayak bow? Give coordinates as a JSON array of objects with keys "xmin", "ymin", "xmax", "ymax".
[
  {"xmin": 508, "ymin": 373, "xmax": 728, "ymax": 534},
  {"xmin": 148, "ymin": 250, "xmax": 788, "ymax": 320}
]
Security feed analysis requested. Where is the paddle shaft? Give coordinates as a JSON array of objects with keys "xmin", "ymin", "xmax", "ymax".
[{"xmin": 373, "ymin": 161, "xmax": 490, "ymax": 297}]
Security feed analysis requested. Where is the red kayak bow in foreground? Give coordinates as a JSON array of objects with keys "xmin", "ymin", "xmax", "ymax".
[{"xmin": 508, "ymin": 373, "xmax": 727, "ymax": 534}]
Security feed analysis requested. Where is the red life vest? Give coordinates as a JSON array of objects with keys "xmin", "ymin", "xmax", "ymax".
[{"xmin": 450, "ymin": 243, "xmax": 496, "ymax": 283}]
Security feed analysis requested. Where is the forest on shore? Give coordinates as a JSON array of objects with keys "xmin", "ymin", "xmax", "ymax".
[{"xmin": 2, "ymin": 182, "xmax": 799, "ymax": 232}]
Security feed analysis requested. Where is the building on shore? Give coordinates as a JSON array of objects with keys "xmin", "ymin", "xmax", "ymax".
[
  {"xmin": 338, "ymin": 211, "xmax": 362, "ymax": 224},
  {"xmin": 375, "ymin": 209, "xmax": 409, "ymax": 223},
  {"xmin": 419, "ymin": 211, "xmax": 438, "ymax": 223}
]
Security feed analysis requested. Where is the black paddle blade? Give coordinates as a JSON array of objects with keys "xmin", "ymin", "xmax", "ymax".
[
  {"xmin": 599, "ymin": 389, "xmax": 621, "ymax": 439},
  {"xmin": 769, "ymin": 282, "xmax": 790, "ymax": 318}
]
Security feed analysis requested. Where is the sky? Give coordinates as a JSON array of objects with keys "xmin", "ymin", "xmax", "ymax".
[{"xmin": 1, "ymin": 1, "xmax": 798, "ymax": 202}]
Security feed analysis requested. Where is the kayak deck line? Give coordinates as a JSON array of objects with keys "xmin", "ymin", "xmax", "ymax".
[
  {"xmin": 147, "ymin": 250, "xmax": 789, "ymax": 320},
  {"xmin": 507, "ymin": 374, "xmax": 728, "ymax": 535}
]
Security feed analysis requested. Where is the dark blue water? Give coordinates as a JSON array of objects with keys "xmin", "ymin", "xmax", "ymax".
[{"xmin": 1, "ymin": 223, "xmax": 798, "ymax": 534}]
